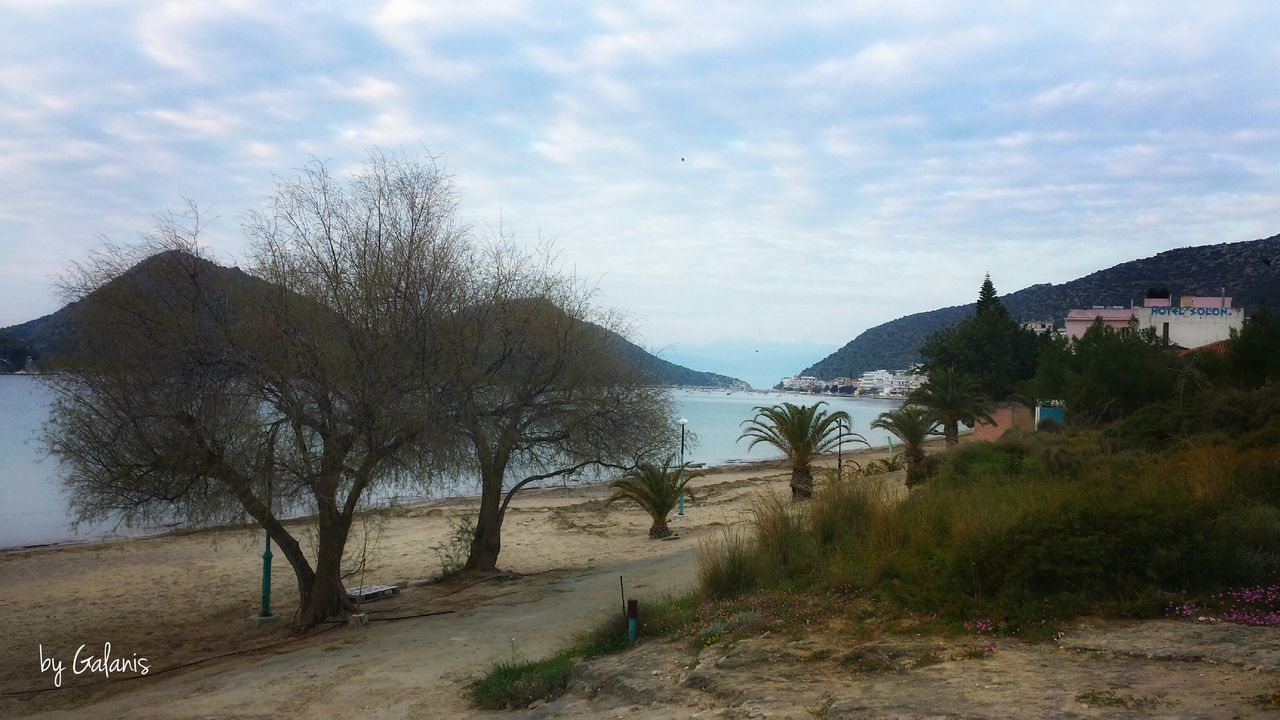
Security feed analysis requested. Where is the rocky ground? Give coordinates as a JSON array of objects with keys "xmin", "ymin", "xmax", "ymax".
[{"xmin": 499, "ymin": 620, "xmax": 1280, "ymax": 719}]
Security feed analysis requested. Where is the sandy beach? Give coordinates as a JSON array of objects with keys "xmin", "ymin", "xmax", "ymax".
[{"xmin": 1, "ymin": 444, "xmax": 911, "ymax": 717}]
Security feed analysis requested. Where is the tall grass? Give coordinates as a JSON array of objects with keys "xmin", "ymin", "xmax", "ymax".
[
  {"xmin": 697, "ymin": 433, "xmax": 1280, "ymax": 632},
  {"xmin": 698, "ymin": 528, "xmax": 760, "ymax": 600}
]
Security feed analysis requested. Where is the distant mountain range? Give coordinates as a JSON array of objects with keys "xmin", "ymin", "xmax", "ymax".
[
  {"xmin": 802, "ymin": 233, "xmax": 1280, "ymax": 380},
  {"xmin": 2, "ymin": 252, "xmax": 748, "ymax": 389}
]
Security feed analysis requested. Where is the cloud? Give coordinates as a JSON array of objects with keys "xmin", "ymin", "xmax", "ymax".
[
  {"xmin": 2, "ymin": 0, "xmax": 1280, "ymax": 364},
  {"xmin": 146, "ymin": 103, "xmax": 244, "ymax": 138}
]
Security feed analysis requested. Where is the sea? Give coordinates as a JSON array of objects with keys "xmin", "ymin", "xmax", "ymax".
[{"xmin": 0, "ymin": 375, "xmax": 900, "ymax": 548}]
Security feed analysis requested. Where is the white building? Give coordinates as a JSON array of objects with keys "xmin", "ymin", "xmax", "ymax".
[
  {"xmin": 780, "ymin": 375, "xmax": 826, "ymax": 392},
  {"xmin": 856, "ymin": 369, "xmax": 925, "ymax": 397}
]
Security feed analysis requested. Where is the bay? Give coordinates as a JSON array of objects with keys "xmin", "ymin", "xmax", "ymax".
[{"xmin": 0, "ymin": 376, "xmax": 900, "ymax": 548}]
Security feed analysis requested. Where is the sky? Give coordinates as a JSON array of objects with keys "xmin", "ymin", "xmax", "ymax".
[{"xmin": 2, "ymin": 2, "xmax": 1280, "ymax": 389}]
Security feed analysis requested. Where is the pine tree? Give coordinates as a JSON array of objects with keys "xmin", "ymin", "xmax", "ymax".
[
  {"xmin": 976, "ymin": 273, "xmax": 1002, "ymax": 315},
  {"xmin": 918, "ymin": 274, "xmax": 1041, "ymax": 398}
]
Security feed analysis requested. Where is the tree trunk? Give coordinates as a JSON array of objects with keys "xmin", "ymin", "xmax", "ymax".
[
  {"xmin": 790, "ymin": 466, "xmax": 813, "ymax": 501},
  {"xmin": 296, "ymin": 508, "xmax": 354, "ymax": 627},
  {"xmin": 906, "ymin": 445, "xmax": 925, "ymax": 468},
  {"xmin": 648, "ymin": 519, "xmax": 672, "ymax": 539},
  {"xmin": 944, "ymin": 420, "xmax": 960, "ymax": 445},
  {"xmin": 465, "ymin": 464, "xmax": 505, "ymax": 572}
]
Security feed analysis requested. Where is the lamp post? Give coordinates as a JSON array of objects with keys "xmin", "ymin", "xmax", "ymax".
[
  {"xmin": 837, "ymin": 416, "xmax": 845, "ymax": 479},
  {"xmin": 678, "ymin": 417, "xmax": 688, "ymax": 516},
  {"xmin": 259, "ymin": 471, "xmax": 273, "ymax": 619}
]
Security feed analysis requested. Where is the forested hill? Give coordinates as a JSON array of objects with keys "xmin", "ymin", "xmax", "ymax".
[
  {"xmin": 1, "ymin": 252, "xmax": 747, "ymax": 389},
  {"xmin": 802, "ymin": 232, "xmax": 1280, "ymax": 379},
  {"xmin": 605, "ymin": 333, "xmax": 749, "ymax": 389}
]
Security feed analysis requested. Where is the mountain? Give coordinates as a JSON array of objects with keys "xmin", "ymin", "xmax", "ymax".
[
  {"xmin": 802, "ymin": 233, "xmax": 1280, "ymax": 379},
  {"xmin": 2, "ymin": 252, "xmax": 747, "ymax": 389},
  {"xmin": 606, "ymin": 334, "xmax": 750, "ymax": 389},
  {"xmin": 0, "ymin": 328, "xmax": 36, "ymax": 372}
]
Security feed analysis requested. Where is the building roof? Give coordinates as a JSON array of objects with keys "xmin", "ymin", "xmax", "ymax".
[{"xmin": 1175, "ymin": 339, "xmax": 1230, "ymax": 357}]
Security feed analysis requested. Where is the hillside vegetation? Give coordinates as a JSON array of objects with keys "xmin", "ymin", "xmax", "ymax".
[{"xmin": 804, "ymin": 232, "xmax": 1280, "ymax": 378}]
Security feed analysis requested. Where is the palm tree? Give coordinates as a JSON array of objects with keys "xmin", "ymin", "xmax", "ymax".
[
  {"xmin": 605, "ymin": 459, "xmax": 698, "ymax": 539},
  {"xmin": 871, "ymin": 404, "xmax": 941, "ymax": 485},
  {"xmin": 908, "ymin": 369, "xmax": 994, "ymax": 445},
  {"xmin": 738, "ymin": 402, "xmax": 865, "ymax": 500}
]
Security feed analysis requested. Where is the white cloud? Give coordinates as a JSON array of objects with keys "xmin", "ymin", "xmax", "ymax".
[
  {"xmin": 146, "ymin": 103, "xmax": 243, "ymax": 138},
  {"xmin": 791, "ymin": 26, "xmax": 1000, "ymax": 94},
  {"xmin": 2, "ymin": 0, "xmax": 1280, "ymax": 359}
]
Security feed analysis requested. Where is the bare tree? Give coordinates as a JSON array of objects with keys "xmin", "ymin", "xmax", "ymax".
[
  {"xmin": 43, "ymin": 152, "xmax": 471, "ymax": 627},
  {"xmin": 447, "ymin": 240, "xmax": 677, "ymax": 571},
  {"xmin": 42, "ymin": 150, "xmax": 677, "ymax": 618}
]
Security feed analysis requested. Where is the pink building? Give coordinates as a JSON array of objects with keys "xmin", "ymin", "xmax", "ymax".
[
  {"xmin": 1064, "ymin": 294, "xmax": 1242, "ymax": 349},
  {"xmin": 1064, "ymin": 306, "xmax": 1137, "ymax": 339}
]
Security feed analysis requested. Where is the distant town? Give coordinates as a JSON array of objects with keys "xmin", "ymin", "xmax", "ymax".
[{"xmin": 779, "ymin": 368, "xmax": 927, "ymax": 397}]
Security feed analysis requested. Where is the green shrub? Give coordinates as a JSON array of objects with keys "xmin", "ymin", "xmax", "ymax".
[
  {"xmin": 959, "ymin": 492, "xmax": 1240, "ymax": 616},
  {"xmin": 430, "ymin": 513, "xmax": 476, "ymax": 579},
  {"xmin": 1223, "ymin": 504, "xmax": 1280, "ymax": 577},
  {"xmin": 639, "ymin": 592, "xmax": 701, "ymax": 637},
  {"xmin": 936, "ymin": 440, "xmax": 1038, "ymax": 485},
  {"xmin": 469, "ymin": 651, "xmax": 574, "ymax": 710}
]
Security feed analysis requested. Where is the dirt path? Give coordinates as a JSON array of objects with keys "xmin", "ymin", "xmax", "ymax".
[{"xmin": 13, "ymin": 544, "xmax": 701, "ymax": 719}]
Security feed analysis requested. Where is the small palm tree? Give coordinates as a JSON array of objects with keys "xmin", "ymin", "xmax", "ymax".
[
  {"xmin": 606, "ymin": 459, "xmax": 698, "ymax": 539},
  {"xmin": 738, "ymin": 402, "xmax": 866, "ymax": 501},
  {"xmin": 860, "ymin": 457, "xmax": 899, "ymax": 476},
  {"xmin": 871, "ymin": 404, "xmax": 941, "ymax": 484},
  {"xmin": 908, "ymin": 369, "xmax": 994, "ymax": 445}
]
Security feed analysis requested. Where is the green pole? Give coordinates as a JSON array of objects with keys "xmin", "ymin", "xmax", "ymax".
[
  {"xmin": 677, "ymin": 418, "xmax": 687, "ymax": 516},
  {"xmin": 260, "ymin": 529, "xmax": 272, "ymax": 617},
  {"xmin": 886, "ymin": 436, "xmax": 895, "ymax": 462}
]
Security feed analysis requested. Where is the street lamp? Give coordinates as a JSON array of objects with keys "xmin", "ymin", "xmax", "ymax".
[
  {"xmin": 259, "ymin": 468, "xmax": 274, "ymax": 619},
  {"xmin": 678, "ymin": 417, "xmax": 688, "ymax": 516},
  {"xmin": 837, "ymin": 416, "xmax": 845, "ymax": 479}
]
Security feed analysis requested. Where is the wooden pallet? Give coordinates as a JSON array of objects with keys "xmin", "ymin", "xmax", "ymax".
[{"xmin": 346, "ymin": 584, "xmax": 401, "ymax": 603}]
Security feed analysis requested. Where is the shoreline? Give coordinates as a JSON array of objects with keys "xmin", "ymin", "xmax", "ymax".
[
  {"xmin": 0, "ymin": 431, "xmax": 934, "ymax": 556},
  {"xmin": 0, "ymin": 454, "xmax": 805, "ymax": 555}
]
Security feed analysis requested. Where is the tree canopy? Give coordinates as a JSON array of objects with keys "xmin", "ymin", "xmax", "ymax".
[
  {"xmin": 918, "ymin": 275, "xmax": 1042, "ymax": 399},
  {"xmin": 1026, "ymin": 318, "xmax": 1175, "ymax": 422},
  {"xmin": 1226, "ymin": 305, "xmax": 1280, "ymax": 388}
]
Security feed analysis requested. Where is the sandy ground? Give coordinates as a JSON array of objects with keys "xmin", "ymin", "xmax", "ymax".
[
  {"xmin": 2, "ymin": 449, "xmax": 855, "ymax": 718},
  {"xmin": 4, "ymin": 440, "xmax": 1277, "ymax": 719}
]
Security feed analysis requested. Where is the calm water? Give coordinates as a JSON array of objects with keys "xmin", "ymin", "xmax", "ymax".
[
  {"xmin": 674, "ymin": 389, "xmax": 901, "ymax": 466},
  {"xmin": 0, "ymin": 377, "xmax": 899, "ymax": 548}
]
